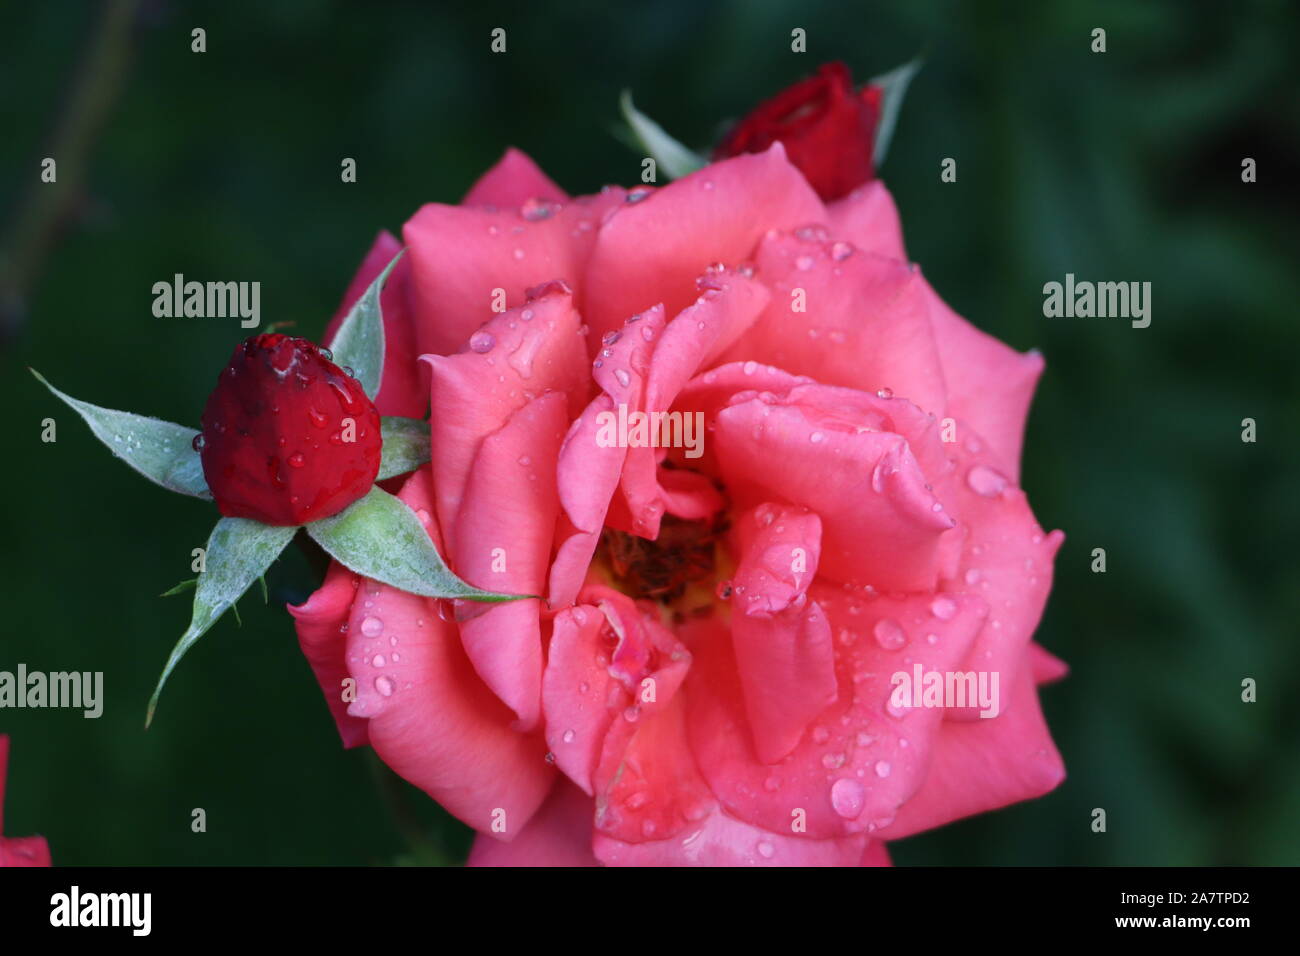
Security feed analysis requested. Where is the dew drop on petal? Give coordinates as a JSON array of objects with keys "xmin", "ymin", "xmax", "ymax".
[
  {"xmin": 966, "ymin": 464, "xmax": 1009, "ymax": 498},
  {"xmin": 361, "ymin": 616, "xmax": 384, "ymax": 637},
  {"xmin": 930, "ymin": 597, "xmax": 958, "ymax": 620},
  {"xmin": 830, "ymin": 778, "xmax": 866, "ymax": 819},
  {"xmin": 872, "ymin": 618, "xmax": 907, "ymax": 650},
  {"xmin": 374, "ymin": 675, "xmax": 394, "ymax": 697}
]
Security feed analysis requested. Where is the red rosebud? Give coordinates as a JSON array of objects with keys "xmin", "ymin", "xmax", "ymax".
[
  {"xmin": 197, "ymin": 334, "xmax": 382, "ymax": 525},
  {"xmin": 714, "ymin": 61, "xmax": 882, "ymax": 201}
]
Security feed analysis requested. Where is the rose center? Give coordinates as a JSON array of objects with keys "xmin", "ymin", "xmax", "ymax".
[{"xmin": 599, "ymin": 514, "xmax": 728, "ymax": 609}]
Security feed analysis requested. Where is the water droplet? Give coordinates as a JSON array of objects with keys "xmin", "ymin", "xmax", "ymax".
[
  {"xmin": 930, "ymin": 597, "xmax": 957, "ymax": 620},
  {"xmin": 520, "ymin": 197, "xmax": 560, "ymax": 221},
  {"xmin": 468, "ymin": 330, "xmax": 496, "ymax": 354},
  {"xmin": 613, "ymin": 368, "xmax": 631, "ymax": 388},
  {"xmin": 361, "ymin": 616, "xmax": 384, "ymax": 637},
  {"xmin": 371, "ymin": 654, "xmax": 386, "ymax": 667},
  {"xmin": 875, "ymin": 760, "xmax": 892, "ymax": 778},
  {"xmin": 809, "ymin": 431, "xmax": 825, "ymax": 443},
  {"xmin": 875, "ymin": 387, "xmax": 893, "ymax": 399},
  {"xmin": 795, "ymin": 255, "xmax": 815, "ymax": 271},
  {"xmin": 964, "ymin": 568, "xmax": 982, "ymax": 585},
  {"xmin": 822, "ymin": 752, "xmax": 846, "ymax": 769},
  {"xmin": 872, "ymin": 618, "xmax": 907, "ymax": 650},
  {"xmin": 191, "ymin": 434, "xmax": 205, "ymax": 451},
  {"xmin": 512, "ymin": 248, "xmax": 525, "ymax": 260},
  {"xmin": 287, "ymin": 452, "xmax": 305, "ymax": 468},
  {"xmin": 830, "ymin": 778, "xmax": 866, "ymax": 818},
  {"xmin": 374, "ymin": 675, "xmax": 394, "ymax": 697},
  {"xmin": 830, "ymin": 241, "xmax": 853, "ymax": 261},
  {"xmin": 966, "ymin": 464, "xmax": 1009, "ymax": 497},
  {"xmin": 812, "ymin": 726, "xmax": 831, "ymax": 744}
]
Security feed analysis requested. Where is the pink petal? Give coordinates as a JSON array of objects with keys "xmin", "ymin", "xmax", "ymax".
[
  {"xmin": 542, "ymin": 605, "xmax": 615, "ymax": 794},
  {"xmin": 595, "ymin": 801, "xmax": 871, "ymax": 867},
  {"xmin": 324, "ymin": 230, "xmax": 427, "ymax": 419},
  {"xmin": 616, "ymin": 277, "xmax": 769, "ymax": 536},
  {"xmin": 721, "ymin": 232, "xmax": 947, "ymax": 417},
  {"xmin": 877, "ymin": 657, "xmax": 1066, "ymax": 839},
  {"xmin": 546, "ymin": 304, "xmax": 667, "ymax": 603},
  {"xmin": 453, "ymin": 391, "xmax": 569, "ymax": 729},
  {"xmin": 546, "ymin": 395, "xmax": 629, "ymax": 609},
  {"xmin": 0, "ymin": 736, "xmax": 51, "ymax": 867},
  {"xmin": 710, "ymin": 392, "xmax": 954, "ymax": 592},
  {"xmin": 288, "ymin": 562, "xmax": 371, "ymax": 748},
  {"xmin": 342, "ymin": 468, "xmax": 554, "ymax": 837},
  {"xmin": 467, "ymin": 778, "xmax": 597, "ymax": 866},
  {"xmin": 939, "ymin": 417, "xmax": 1064, "ymax": 715},
  {"xmin": 861, "ymin": 840, "xmax": 892, "ymax": 867},
  {"xmin": 583, "ymin": 144, "xmax": 825, "ymax": 344},
  {"xmin": 729, "ymin": 504, "xmax": 837, "ymax": 764},
  {"xmin": 825, "ymin": 180, "xmax": 906, "ymax": 259},
  {"xmin": 403, "ymin": 189, "xmax": 625, "ymax": 357},
  {"xmin": 687, "ymin": 589, "xmax": 987, "ymax": 840},
  {"xmin": 462, "ymin": 148, "xmax": 568, "ymax": 208},
  {"xmin": 422, "ymin": 284, "xmax": 588, "ymax": 553},
  {"xmin": 1029, "ymin": 643, "xmax": 1069, "ymax": 685},
  {"xmin": 924, "ymin": 281, "xmax": 1044, "ymax": 481}
]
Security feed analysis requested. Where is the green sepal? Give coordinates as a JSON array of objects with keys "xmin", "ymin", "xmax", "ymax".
[
  {"xmin": 31, "ymin": 368, "xmax": 209, "ymax": 498},
  {"xmin": 869, "ymin": 57, "xmax": 922, "ymax": 170},
  {"xmin": 620, "ymin": 90, "xmax": 707, "ymax": 180},
  {"xmin": 306, "ymin": 486, "xmax": 524, "ymax": 602},
  {"xmin": 146, "ymin": 518, "xmax": 297, "ymax": 726},
  {"xmin": 328, "ymin": 250, "xmax": 404, "ymax": 400},
  {"xmin": 377, "ymin": 416, "xmax": 431, "ymax": 480}
]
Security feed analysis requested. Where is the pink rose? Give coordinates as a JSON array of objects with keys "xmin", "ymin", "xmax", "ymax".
[
  {"xmin": 0, "ymin": 735, "xmax": 51, "ymax": 867},
  {"xmin": 293, "ymin": 144, "xmax": 1066, "ymax": 866}
]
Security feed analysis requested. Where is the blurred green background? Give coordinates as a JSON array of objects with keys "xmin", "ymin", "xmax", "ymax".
[{"xmin": 2, "ymin": 0, "xmax": 1296, "ymax": 866}]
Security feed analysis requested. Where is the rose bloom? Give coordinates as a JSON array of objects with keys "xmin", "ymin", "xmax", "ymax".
[{"xmin": 292, "ymin": 144, "xmax": 1066, "ymax": 866}]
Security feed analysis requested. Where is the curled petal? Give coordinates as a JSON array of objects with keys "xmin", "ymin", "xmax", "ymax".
[
  {"xmin": 729, "ymin": 504, "xmax": 837, "ymax": 764},
  {"xmin": 422, "ymin": 284, "xmax": 587, "ymax": 552}
]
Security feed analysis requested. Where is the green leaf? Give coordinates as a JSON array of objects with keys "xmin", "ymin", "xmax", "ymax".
[
  {"xmin": 377, "ymin": 416, "xmax": 431, "ymax": 480},
  {"xmin": 160, "ymin": 578, "xmax": 197, "ymax": 598},
  {"xmin": 620, "ymin": 90, "xmax": 707, "ymax": 180},
  {"xmin": 31, "ymin": 368, "xmax": 210, "ymax": 498},
  {"xmin": 146, "ymin": 518, "xmax": 297, "ymax": 726},
  {"xmin": 306, "ymin": 486, "xmax": 523, "ymax": 601},
  {"xmin": 328, "ymin": 250, "xmax": 404, "ymax": 401},
  {"xmin": 869, "ymin": 57, "xmax": 922, "ymax": 170}
]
